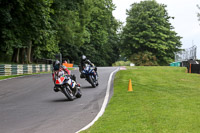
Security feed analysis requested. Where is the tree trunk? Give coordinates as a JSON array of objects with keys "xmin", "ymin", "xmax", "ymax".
[
  {"xmin": 20, "ymin": 48, "xmax": 25, "ymax": 64},
  {"xmin": 16, "ymin": 48, "xmax": 20, "ymax": 63},
  {"xmin": 12, "ymin": 48, "xmax": 17, "ymax": 63},
  {"xmin": 12, "ymin": 48, "xmax": 20, "ymax": 63},
  {"xmin": 27, "ymin": 41, "xmax": 32, "ymax": 64}
]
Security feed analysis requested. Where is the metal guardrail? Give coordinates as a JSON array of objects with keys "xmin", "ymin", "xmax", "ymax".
[
  {"xmin": 175, "ymin": 45, "xmax": 197, "ymax": 62},
  {"xmin": 0, "ymin": 64, "xmax": 53, "ymax": 76}
]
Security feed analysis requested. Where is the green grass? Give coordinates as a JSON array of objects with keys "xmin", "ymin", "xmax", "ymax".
[
  {"xmin": 0, "ymin": 72, "xmax": 51, "ymax": 80},
  {"xmin": 67, "ymin": 67, "xmax": 75, "ymax": 70},
  {"xmin": 81, "ymin": 66, "xmax": 200, "ymax": 133},
  {"xmin": 0, "ymin": 74, "xmax": 25, "ymax": 80}
]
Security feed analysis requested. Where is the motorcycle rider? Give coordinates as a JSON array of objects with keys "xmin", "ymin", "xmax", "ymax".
[
  {"xmin": 53, "ymin": 60, "xmax": 79, "ymax": 92},
  {"xmin": 79, "ymin": 55, "xmax": 98, "ymax": 84},
  {"xmin": 53, "ymin": 60, "xmax": 70, "ymax": 75}
]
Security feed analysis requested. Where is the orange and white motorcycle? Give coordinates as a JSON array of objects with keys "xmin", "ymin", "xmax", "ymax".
[{"xmin": 52, "ymin": 70, "xmax": 82, "ymax": 101}]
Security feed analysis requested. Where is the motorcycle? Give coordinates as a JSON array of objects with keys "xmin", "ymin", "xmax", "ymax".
[
  {"xmin": 81, "ymin": 64, "xmax": 98, "ymax": 88},
  {"xmin": 52, "ymin": 71, "xmax": 82, "ymax": 101}
]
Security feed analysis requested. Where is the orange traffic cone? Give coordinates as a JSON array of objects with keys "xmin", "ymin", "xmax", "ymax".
[{"xmin": 128, "ymin": 79, "xmax": 133, "ymax": 91}]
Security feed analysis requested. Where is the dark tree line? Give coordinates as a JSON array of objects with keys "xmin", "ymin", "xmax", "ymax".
[
  {"xmin": 0, "ymin": 0, "xmax": 120, "ymax": 66},
  {"xmin": 0, "ymin": 0, "xmax": 183, "ymax": 66}
]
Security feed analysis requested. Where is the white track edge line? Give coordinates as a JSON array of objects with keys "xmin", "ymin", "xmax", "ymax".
[{"xmin": 76, "ymin": 67, "xmax": 119, "ymax": 133}]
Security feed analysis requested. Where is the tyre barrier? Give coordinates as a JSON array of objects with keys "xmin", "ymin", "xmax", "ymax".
[{"xmin": 0, "ymin": 64, "xmax": 53, "ymax": 76}]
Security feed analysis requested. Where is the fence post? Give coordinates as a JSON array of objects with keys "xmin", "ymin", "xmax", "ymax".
[
  {"xmin": 189, "ymin": 63, "xmax": 191, "ymax": 73},
  {"xmin": 17, "ymin": 65, "xmax": 23, "ymax": 75},
  {"xmin": 0, "ymin": 65, "xmax": 5, "ymax": 75},
  {"xmin": 5, "ymin": 64, "xmax": 11, "ymax": 75}
]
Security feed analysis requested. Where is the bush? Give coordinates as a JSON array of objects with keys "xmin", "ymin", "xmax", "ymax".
[
  {"xmin": 129, "ymin": 51, "xmax": 158, "ymax": 66},
  {"xmin": 112, "ymin": 61, "xmax": 131, "ymax": 66}
]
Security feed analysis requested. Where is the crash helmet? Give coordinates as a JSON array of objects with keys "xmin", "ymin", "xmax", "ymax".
[
  {"xmin": 54, "ymin": 60, "xmax": 60, "ymax": 70},
  {"xmin": 82, "ymin": 55, "xmax": 86, "ymax": 61}
]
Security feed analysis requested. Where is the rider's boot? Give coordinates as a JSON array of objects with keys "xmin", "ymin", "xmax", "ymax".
[{"xmin": 80, "ymin": 73, "xmax": 85, "ymax": 78}]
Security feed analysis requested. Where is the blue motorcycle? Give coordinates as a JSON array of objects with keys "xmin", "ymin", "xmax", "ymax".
[{"xmin": 81, "ymin": 64, "xmax": 98, "ymax": 88}]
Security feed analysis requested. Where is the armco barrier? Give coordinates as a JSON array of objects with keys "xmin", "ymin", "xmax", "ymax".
[{"xmin": 0, "ymin": 64, "xmax": 53, "ymax": 76}]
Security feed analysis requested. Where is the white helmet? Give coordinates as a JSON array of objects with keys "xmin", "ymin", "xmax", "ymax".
[{"xmin": 82, "ymin": 55, "xmax": 86, "ymax": 61}]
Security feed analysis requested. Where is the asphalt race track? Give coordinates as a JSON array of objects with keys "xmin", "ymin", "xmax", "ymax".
[{"xmin": 0, "ymin": 67, "xmax": 118, "ymax": 133}]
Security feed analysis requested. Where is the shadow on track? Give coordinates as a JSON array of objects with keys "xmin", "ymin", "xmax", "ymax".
[
  {"xmin": 81, "ymin": 86, "xmax": 95, "ymax": 89},
  {"xmin": 51, "ymin": 98, "xmax": 71, "ymax": 102}
]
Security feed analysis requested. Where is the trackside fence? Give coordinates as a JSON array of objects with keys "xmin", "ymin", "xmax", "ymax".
[
  {"xmin": 170, "ymin": 60, "xmax": 200, "ymax": 74},
  {"xmin": 0, "ymin": 64, "xmax": 53, "ymax": 76}
]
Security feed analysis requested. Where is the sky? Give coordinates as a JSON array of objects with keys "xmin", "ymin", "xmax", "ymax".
[{"xmin": 112, "ymin": 0, "xmax": 200, "ymax": 59}]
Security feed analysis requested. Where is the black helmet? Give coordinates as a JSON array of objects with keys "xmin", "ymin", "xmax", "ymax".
[
  {"xmin": 82, "ymin": 55, "xmax": 86, "ymax": 61},
  {"xmin": 54, "ymin": 60, "xmax": 60, "ymax": 70}
]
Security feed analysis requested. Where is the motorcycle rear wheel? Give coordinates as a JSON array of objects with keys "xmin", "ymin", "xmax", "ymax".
[{"xmin": 89, "ymin": 75, "xmax": 96, "ymax": 88}]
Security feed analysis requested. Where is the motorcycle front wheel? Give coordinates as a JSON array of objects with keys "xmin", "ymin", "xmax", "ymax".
[
  {"xmin": 62, "ymin": 85, "xmax": 75, "ymax": 101},
  {"xmin": 76, "ymin": 88, "xmax": 82, "ymax": 98}
]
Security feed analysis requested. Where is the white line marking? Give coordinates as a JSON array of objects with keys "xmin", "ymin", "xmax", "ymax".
[{"xmin": 76, "ymin": 67, "xmax": 119, "ymax": 133}]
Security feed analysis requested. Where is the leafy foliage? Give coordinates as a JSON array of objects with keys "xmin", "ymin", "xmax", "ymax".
[
  {"xmin": 121, "ymin": 0, "xmax": 182, "ymax": 65},
  {"xmin": 129, "ymin": 51, "xmax": 158, "ymax": 66},
  {"xmin": 0, "ymin": 0, "xmax": 120, "ymax": 65},
  {"xmin": 80, "ymin": 0, "xmax": 120, "ymax": 66},
  {"xmin": 0, "ymin": 0, "xmax": 59, "ymax": 63},
  {"xmin": 112, "ymin": 61, "xmax": 131, "ymax": 66}
]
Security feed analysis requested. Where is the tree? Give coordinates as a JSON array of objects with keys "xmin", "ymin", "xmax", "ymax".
[
  {"xmin": 103, "ymin": 16, "xmax": 121, "ymax": 66},
  {"xmin": 0, "ymin": 0, "xmax": 59, "ymax": 63},
  {"xmin": 81, "ymin": 0, "xmax": 120, "ymax": 66},
  {"xmin": 197, "ymin": 4, "xmax": 200, "ymax": 23},
  {"xmin": 50, "ymin": 0, "xmax": 86, "ymax": 63},
  {"xmin": 121, "ymin": 0, "xmax": 182, "ymax": 65},
  {"xmin": 0, "ymin": 0, "xmax": 120, "ymax": 66}
]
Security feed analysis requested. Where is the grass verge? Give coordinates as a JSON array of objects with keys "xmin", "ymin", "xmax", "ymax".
[
  {"xmin": 0, "ymin": 72, "xmax": 51, "ymax": 80},
  {"xmin": 81, "ymin": 66, "xmax": 200, "ymax": 133}
]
